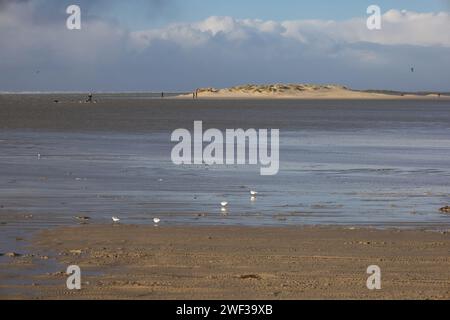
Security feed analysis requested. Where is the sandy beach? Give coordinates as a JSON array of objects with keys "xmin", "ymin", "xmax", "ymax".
[
  {"xmin": 177, "ymin": 84, "xmax": 450, "ymax": 100},
  {"xmin": 1, "ymin": 225, "xmax": 449, "ymax": 300}
]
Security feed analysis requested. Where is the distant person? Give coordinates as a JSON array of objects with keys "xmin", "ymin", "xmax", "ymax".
[
  {"xmin": 161, "ymin": 92, "xmax": 164, "ymax": 98},
  {"xmin": 86, "ymin": 93, "xmax": 93, "ymax": 103}
]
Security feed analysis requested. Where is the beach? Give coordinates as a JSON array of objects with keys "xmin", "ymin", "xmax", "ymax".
[
  {"xmin": 0, "ymin": 94, "xmax": 449, "ymax": 299},
  {"xmin": 1, "ymin": 0, "xmax": 450, "ymax": 304},
  {"xmin": 1, "ymin": 225, "xmax": 449, "ymax": 300},
  {"xmin": 177, "ymin": 84, "xmax": 450, "ymax": 100}
]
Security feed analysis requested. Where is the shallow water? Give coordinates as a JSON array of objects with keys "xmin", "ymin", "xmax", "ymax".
[
  {"xmin": 0, "ymin": 97, "xmax": 449, "ymax": 249},
  {"xmin": 0, "ymin": 97, "xmax": 450, "ymax": 230},
  {"xmin": 0, "ymin": 96, "xmax": 449, "ymax": 299}
]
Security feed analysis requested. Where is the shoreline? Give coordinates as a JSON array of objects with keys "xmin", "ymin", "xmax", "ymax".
[
  {"xmin": 1, "ymin": 224, "xmax": 449, "ymax": 300},
  {"xmin": 174, "ymin": 84, "xmax": 450, "ymax": 100},
  {"xmin": 174, "ymin": 94, "xmax": 450, "ymax": 100}
]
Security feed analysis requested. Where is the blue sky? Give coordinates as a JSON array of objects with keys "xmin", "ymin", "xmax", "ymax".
[{"xmin": 109, "ymin": 0, "xmax": 450, "ymax": 29}]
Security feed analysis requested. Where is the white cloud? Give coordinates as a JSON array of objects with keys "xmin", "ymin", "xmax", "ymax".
[{"xmin": 130, "ymin": 10, "xmax": 450, "ymax": 49}]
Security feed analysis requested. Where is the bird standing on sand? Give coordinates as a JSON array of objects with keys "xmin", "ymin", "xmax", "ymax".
[
  {"xmin": 250, "ymin": 191, "xmax": 258, "ymax": 196},
  {"xmin": 153, "ymin": 218, "xmax": 161, "ymax": 225},
  {"xmin": 112, "ymin": 217, "xmax": 120, "ymax": 223},
  {"xmin": 440, "ymin": 206, "xmax": 450, "ymax": 214}
]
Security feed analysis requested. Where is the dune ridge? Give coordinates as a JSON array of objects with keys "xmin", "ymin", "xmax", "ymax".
[{"xmin": 178, "ymin": 84, "xmax": 448, "ymax": 99}]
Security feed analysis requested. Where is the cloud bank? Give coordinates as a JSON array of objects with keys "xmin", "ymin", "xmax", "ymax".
[
  {"xmin": 1, "ymin": 2, "xmax": 449, "ymax": 92},
  {"xmin": 132, "ymin": 11, "xmax": 450, "ymax": 48}
]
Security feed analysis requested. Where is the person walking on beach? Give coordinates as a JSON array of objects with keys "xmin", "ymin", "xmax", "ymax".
[
  {"xmin": 86, "ymin": 93, "xmax": 93, "ymax": 103},
  {"xmin": 161, "ymin": 92, "xmax": 164, "ymax": 99}
]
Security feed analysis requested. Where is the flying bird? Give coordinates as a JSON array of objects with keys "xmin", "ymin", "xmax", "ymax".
[
  {"xmin": 250, "ymin": 191, "xmax": 258, "ymax": 196},
  {"xmin": 221, "ymin": 201, "xmax": 228, "ymax": 207},
  {"xmin": 112, "ymin": 217, "xmax": 120, "ymax": 223},
  {"xmin": 153, "ymin": 218, "xmax": 161, "ymax": 225}
]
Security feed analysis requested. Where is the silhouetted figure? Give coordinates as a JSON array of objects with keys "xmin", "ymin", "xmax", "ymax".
[
  {"xmin": 411, "ymin": 67, "xmax": 415, "ymax": 73},
  {"xmin": 86, "ymin": 93, "xmax": 93, "ymax": 103},
  {"xmin": 161, "ymin": 92, "xmax": 164, "ymax": 98}
]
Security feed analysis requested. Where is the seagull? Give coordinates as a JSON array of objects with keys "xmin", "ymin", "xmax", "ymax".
[
  {"xmin": 112, "ymin": 217, "xmax": 120, "ymax": 223},
  {"xmin": 221, "ymin": 201, "xmax": 228, "ymax": 207},
  {"xmin": 250, "ymin": 191, "xmax": 258, "ymax": 196},
  {"xmin": 37, "ymin": 153, "xmax": 41, "ymax": 160},
  {"xmin": 153, "ymin": 218, "xmax": 161, "ymax": 225}
]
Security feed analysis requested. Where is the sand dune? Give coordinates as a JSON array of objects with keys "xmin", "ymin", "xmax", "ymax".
[{"xmin": 178, "ymin": 84, "xmax": 448, "ymax": 99}]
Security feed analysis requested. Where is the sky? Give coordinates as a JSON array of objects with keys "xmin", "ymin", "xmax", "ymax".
[
  {"xmin": 1, "ymin": 0, "xmax": 450, "ymax": 92},
  {"xmin": 109, "ymin": 0, "xmax": 450, "ymax": 28}
]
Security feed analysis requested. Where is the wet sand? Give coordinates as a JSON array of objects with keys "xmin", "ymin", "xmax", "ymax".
[
  {"xmin": 2, "ymin": 94, "xmax": 450, "ymax": 133},
  {"xmin": 1, "ymin": 95, "xmax": 449, "ymax": 299},
  {"xmin": 1, "ymin": 225, "xmax": 449, "ymax": 300}
]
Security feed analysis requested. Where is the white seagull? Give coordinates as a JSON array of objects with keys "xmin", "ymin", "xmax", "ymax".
[
  {"xmin": 250, "ymin": 191, "xmax": 258, "ymax": 196},
  {"xmin": 112, "ymin": 217, "xmax": 121, "ymax": 223},
  {"xmin": 221, "ymin": 201, "xmax": 228, "ymax": 207},
  {"xmin": 153, "ymin": 218, "xmax": 161, "ymax": 225}
]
